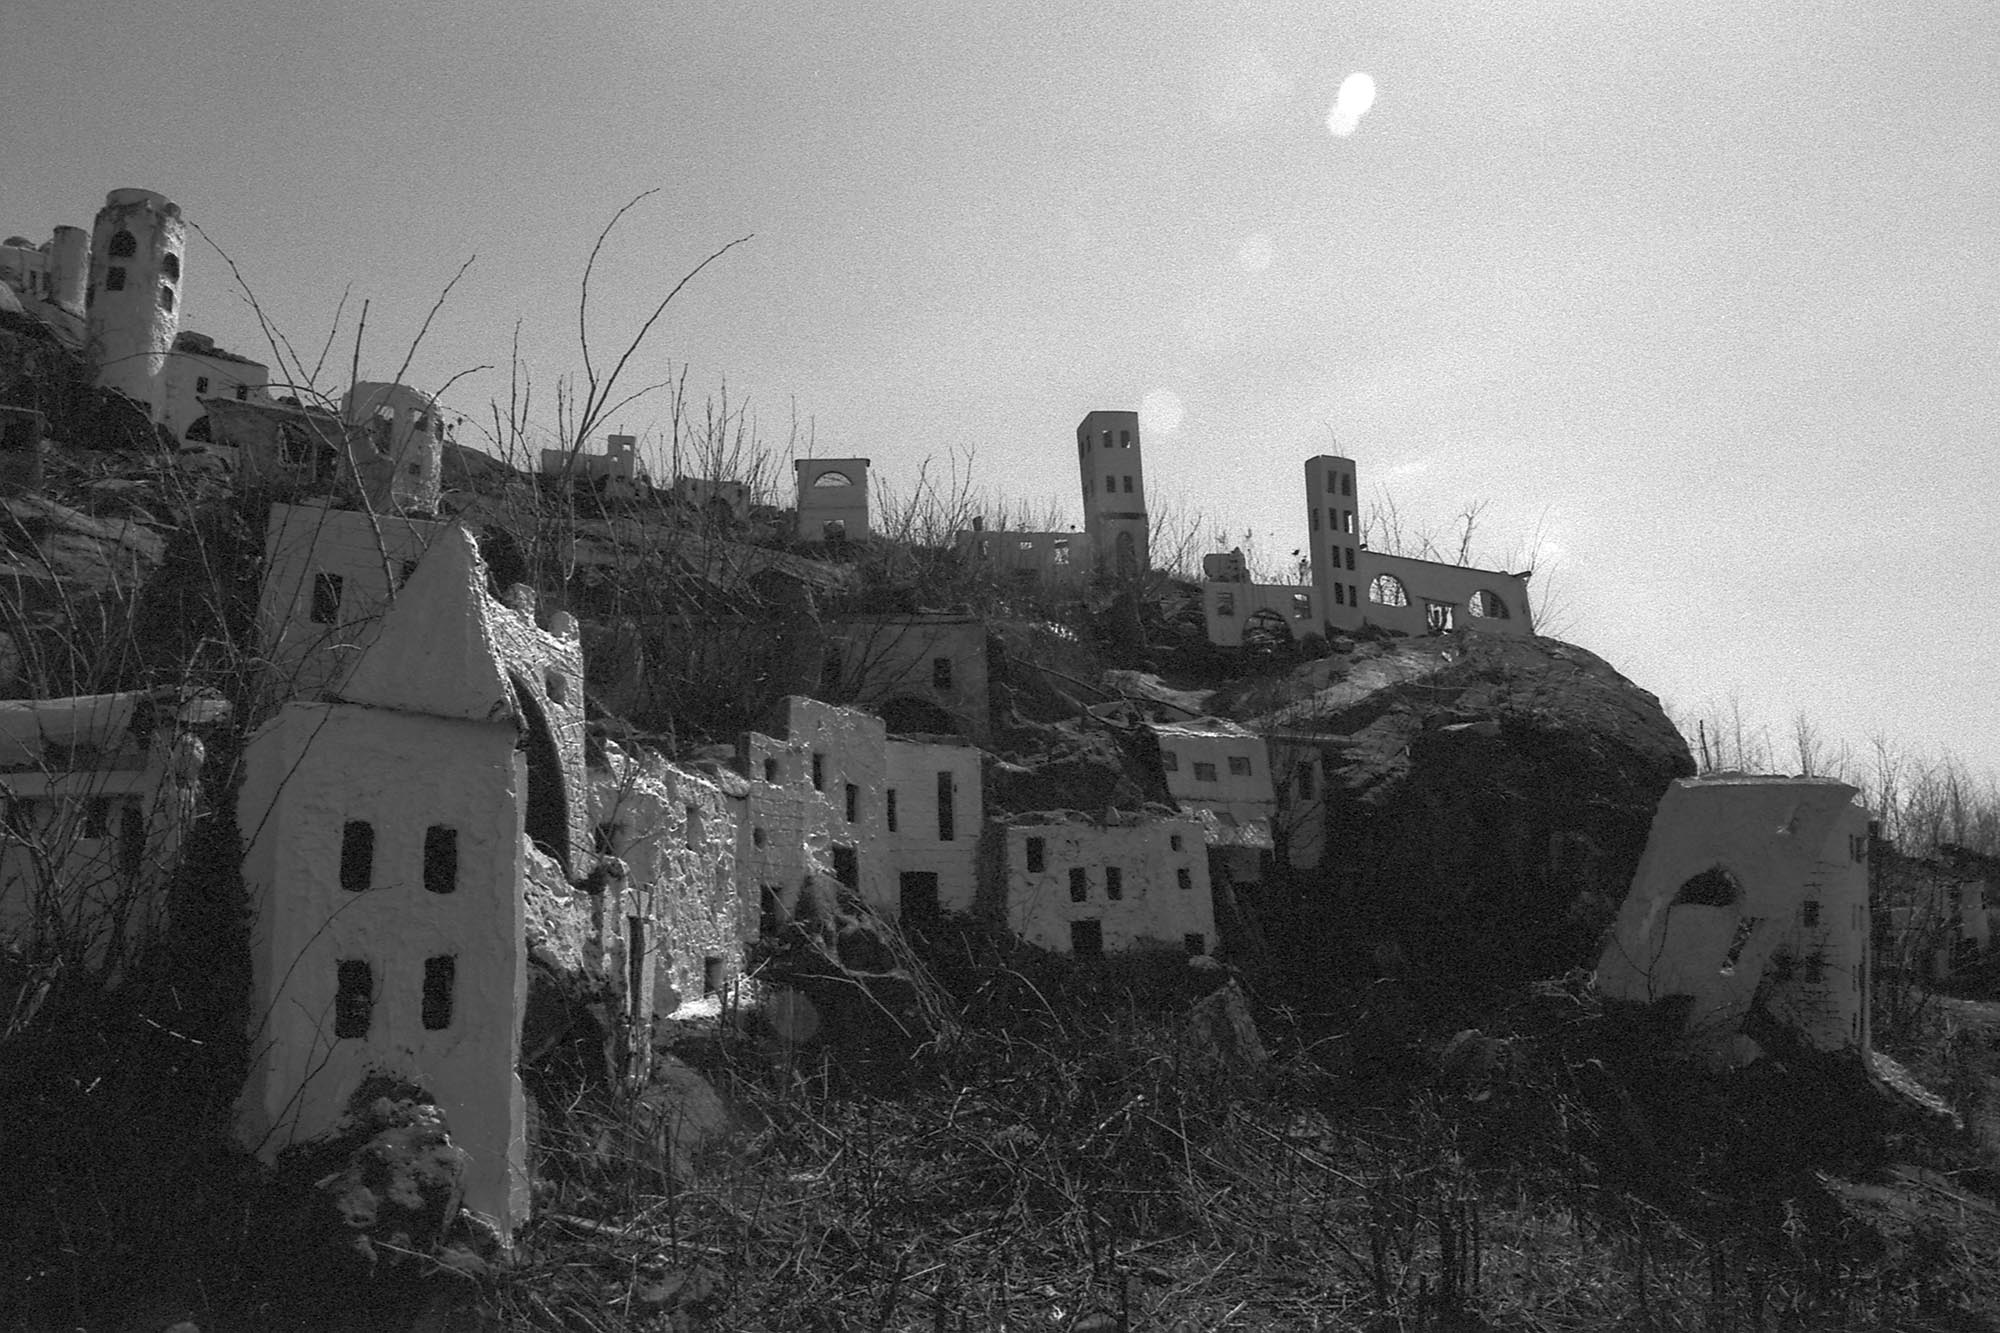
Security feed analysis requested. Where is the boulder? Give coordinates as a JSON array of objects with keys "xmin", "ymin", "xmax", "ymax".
[{"xmin": 1222, "ymin": 632, "xmax": 1693, "ymax": 995}]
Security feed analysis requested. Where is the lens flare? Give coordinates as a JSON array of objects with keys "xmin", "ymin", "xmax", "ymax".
[
  {"xmin": 1327, "ymin": 71, "xmax": 1377, "ymax": 137},
  {"xmin": 1140, "ymin": 389, "xmax": 1185, "ymax": 436}
]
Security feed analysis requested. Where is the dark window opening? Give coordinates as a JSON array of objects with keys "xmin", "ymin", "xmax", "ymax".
[
  {"xmin": 119, "ymin": 804, "xmax": 144, "ymax": 881},
  {"xmin": 1184, "ymin": 932, "xmax": 1206, "ymax": 955},
  {"xmin": 752, "ymin": 825, "xmax": 766, "ymax": 846},
  {"xmin": 1122, "ymin": 475, "xmax": 1134, "ymax": 493},
  {"xmin": 234, "ymin": 385, "xmax": 248, "ymax": 401},
  {"xmin": 310, "ymin": 571, "xmax": 343, "ymax": 624},
  {"xmin": 811, "ymin": 753, "xmax": 825, "ymax": 791},
  {"xmin": 83, "ymin": 797, "xmax": 112, "ymax": 839},
  {"xmin": 1070, "ymin": 920, "xmax": 1104, "ymax": 958},
  {"xmin": 1341, "ymin": 473, "xmax": 1352, "ymax": 497},
  {"xmin": 104, "ymin": 266, "xmax": 126, "ymax": 292},
  {"xmin": 844, "ymin": 782, "xmax": 858, "ymax": 823},
  {"xmin": 335, "ymin": 960, "xmax": 373, "ymax": 1039},
  {"xmin": 108, "ymin": 229, "xmax": 136, "ymax": 259},
  {"xmin": 1334, "ymin": 582, "xmax": 1346, "ymax": 606},
  {"xmin": 932, "ymin": 656, "xmax": 953, "ymax": 690},
  {"xmin": 1674, "ymin": 866, "xmax": 1742, "ymax": 908},
  {"xmin": 399, "ymin": 558, "xmax": 417, "ymax": 587},
  {"xmin": 627, "ymin": 917, "xmax": 646, "ymax": 1014},
  {"xmin": 900, "ymin": 871, "xmax": 941, "ymax": 929},
  {"xmin": 831, "ymin": 844, "xmax": 859, "ymax": 891},
  {"xmin": 1105, "ymin": 866, "xmax": 1124, "ymax": 901},
  {"xmin": 1178, "ymin": 866, "xmax": 1193, "ymax": 891},
  {"xmin": 1344, "ymin": 547, "xmax": 1355, "ymax": 571},
  {"xmin": 195, "ymin": 375, "xmax": 209, "ymax": 395},
  {"xmin": 1026, "ymin": 836, "xmax": 1045, "ymax": 873},
  {"xmin": 1193, "ymin": 761, "xmax": 1218, "ymax": 782},
  {"xmin": 703, "ymin": 956, "xmax": 724, "ymax": 995},
  {"xmin": 936, "ymin": 771, "xmax": 955, "ymax": 842},
  {"xmin": 1068, "ymin": 867, "xmax": 1088, "ymax": 903},
  {"xmin": 1801, "ymin": 899, "xmax": 1821, "ymax": 928},
  {"xmin": 158, "ymin": 284, "xmax": 174, "ymax": 312},
  {"xmin": 686, "ymin": 804, "xmax": 702, "ymax": 847},
  {"xmin": 1170, "ymin": 834, "xmax": 1183, "ymax": 852},
  {"xmin": 339, "ymin": 820, "xmax": 374, "ymax": 892},
  {"xmin": 763, "ymin": 755, "xmax": 779, "ymax": 783},
  {"xmin": 760, "ymin": 885, "xmax": 781, "ymax": 938},
  {"xmin": 423, "ymin": 824, "xmax": 458, "ymax": 894},
  {"xmin": 1719, "ymin": 916, "xmax": 1762, "ymax": 975},
  {"xmin": 1228, "ymin": 755, "xmax": 1252, "ymax": 776},
  {"xmin": 161, "ymin": 251, "xmax": 179, "ymax": 281},
  {"xmin": 422, "ymin": 955, "xmax": 456, "ymax": 1030}
]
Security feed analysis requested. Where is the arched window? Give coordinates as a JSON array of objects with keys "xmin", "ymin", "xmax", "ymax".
[
  {"xmin": 1468, "ymin": 589, "xmax": 1510, "ymax": 619},
  {"xmin": 183, "ymin": 415, "xmax": 212, "ymax": 443},
  {"xmin": 811, "ymin": 470, "xmax": 854, "ymax": 487},
  {"xmin": 1368, "ymin": 573, "xmax": 1409, "ymax": 607},
  {"xmin": 161, "ymin": 252, "xmax": 180, "ymax": 282},
  {"xmin": 107, "ymin": 230, "xmax": 137, "ymax": 259}
]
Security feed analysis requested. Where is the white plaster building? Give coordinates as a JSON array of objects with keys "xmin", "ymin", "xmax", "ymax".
[
  {"xmin": 1596, "ymin": 776, "xmax": 1872, "ymax": 1058},
  {"xmin": 795, "ymin": 458, "xmax": 870, "ymax": 542},
  {"xmin": 258, "ymin": 502, "xmax": 449, "ymax": 700},
  {"xmin": 163, "ymin": 331, "xmax": 269, "ymax": 449},
  {"xmin": 1077, "ymin": 410, "xmax": 1148, "ymax": 577},
  {"xmin": 883, "ymin": 736, "xmax": 983, "ymax": 925},
  {"xmin": 0, "ymin": 690, "xmax": 226, "ymax": 969},
  {"xmin": 1000, "ymin": 811, "xmax": 1215, "ymax": 957},
  {"xmin": 0, "ymin": 225, "xmax": 87, "ymax": 314},
  {"xmin": 344, "ymin": 382, "xmax": 445, "ymax": 514},
  {"xmin": 1149, "ymin": 718, "xmax": 1277, "ymax": 888},
  {"xmin": 237, "ymin": 528, "xmax": 574, "ymax": 1239},
  {"xmin": 951, "ymin": 523, "xmax": 1085, "ymax": 588},
  {"xmin": 86, "ymin": 189, "xmax": 186, "ymax": 421},
  {"xmin": 542, "ymin": 434, "xmax": 646, "ymax": 500}
]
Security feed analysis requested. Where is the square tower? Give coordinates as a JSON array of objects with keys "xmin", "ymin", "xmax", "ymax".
[
  {"xmin": 796, "ymin": 458, "xmax": 870, "ymax": 542},
  {"xmin": 1304, "ymin": 455, "xmax": 1361, "ymax": 633},
  {"xmin": 1076, "ymin": 410, "xmax": 1148, "ymax": 577}
]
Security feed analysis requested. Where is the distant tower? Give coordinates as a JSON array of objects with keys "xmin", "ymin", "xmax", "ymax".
[
  {"xmin": 343, "ymin": 382, "xmax": 444, "ymax": 514},
  {"xmin": 795, "ymin": 458, "xmax": 870, "ymax": 542},
  {"xmin": 46, "ymin": 226, "xmax": 88, "ymax": 312},
  {"xmin": 1304, "ymin": 455, "xmax": 1361, "ymax": 632},
  {"xmin": 87, "ymin": 189, "xmax": 186, "ymax": 420},
  {"xmin": 1076, "ymin": 410, "xmax": 1148, "ymax": 577}
]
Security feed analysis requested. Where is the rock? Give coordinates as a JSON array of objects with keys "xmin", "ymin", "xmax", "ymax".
[
  {"xmin": 1184, "ymin": 980, "xmax": 1268, "ymax": 1080},
  {"xmin": 1222, "ymin": 633, "xmax": 1693, "ymax": 991}
]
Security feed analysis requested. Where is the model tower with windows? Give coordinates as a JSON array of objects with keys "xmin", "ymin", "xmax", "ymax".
[
  {"xmin": 236, "ymin": 525, "xmax": 592, "ymax": 1241},
  {"xmin": 1077, "ymin": 410, "xmax": 1149, "ymax": 577},
  {"xmin": 1304, "ymin": 454, "xmax": 1362, "ymax": 631},
  {"xmin": 86, "ymin": 189, "xmax": 186, "ymax": 420}
]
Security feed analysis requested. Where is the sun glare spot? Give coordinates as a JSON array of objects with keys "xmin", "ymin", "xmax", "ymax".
[
  {"xmin": 1236, "ymin": 233, "xmax": 1274, "ymax": 274},
  {"xmin": 1327, "ymin": 71, "xmax": 1377, "ymax": 137},
  {"xmin": 1140, "ymin": 389, "xmax": 1185, "ymax": 436}
]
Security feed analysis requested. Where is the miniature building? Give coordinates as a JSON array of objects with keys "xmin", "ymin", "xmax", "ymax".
[
  {"xmin": 1, "ymin": 224, "xmax": 87, "ymax": 315},
  {"xmin": 1596, "ymin": 776, "xmax": 1872, "ymax": 1058},
  {"xmin": 735, "ymin": 726, "xmax": 838, "ymax": 935},
  {"xmin": 590, "ymin": 745, "xmax": 748, "ymax": 1028},
  {"xmin": 1000, "ymin": 810, "xmax": 1215, "ymax": 957},
  {"xmin": 672, "ymin": 475, "xmax": 751, "ymax": 526},
  {"xmin": 164, "ymin": 332, "xmax": 270, "ymax": 449},
  {"xmin": 795, "ymin": 458, "xmax": 869, "ymax": 542},
  {"xmin": 883, "ymin": 736, "xmax": 983, "ymax": 926},
  {"xmin": 86, "ymin": 189, "xmax": 186, "ymax": 421},
  {"xmin": 1077, "ymin": 410, "xmax": 1148, "ymax": 577},
  {"xmin": 0, "ymin": 689, "xmax": 227, "ymax": 970},
  {"xmin": 1201, "ymin": 455, "xmax": 1534, "ymax": 646},
  {"xmin": 951, "ymin": 522, "xmax": 1085, "ymax": 588},
  {"xmin": 342, "ymin": 382, "xmax": 444, "ymax": 513},
  {"xmin": 258, "ymin": 502, "xmax": 448, "ymax": 700},
  {"xmin": 542, "ymin": 433, "xmax": 646, "ymax": 500},
  {"xmin": 1149, "ymin": 718, "xmax": 1277, "ymax": 888},
  {"xmin": 1266, "ymin": 735, "xmax": 1329, "ymax": 869},
  {"xmin": 237, "ymin": 526, "xmax": 589, "ymax": 1240},
  {"xmin": 824, "ymin": 613, "xmax": 992, "ymax": 742}
]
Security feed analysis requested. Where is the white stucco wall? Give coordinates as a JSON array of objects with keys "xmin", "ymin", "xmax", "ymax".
[
  {"xmin": 343, "ymin": 382, "xmax": 443, "ymax": 514},
  {"xmin": 1153, "ymin": 720, "xmax": 1276, "ymax": 826},
  {"xmin": 86, "ymin": 189, "xmax": 184, "ymax": 420},
  {"xmin": 1596, "ymin": 776, "xmax": 1872, "ymax": 1056},
  {"xmin": 1201, "ymin": 581, "xmax": 1315, "ymax": 647},
  {"xmin": 1002, "ymin": 814, "xmax": 1215, "ymax": 956},
  {"xmin": 884, "ymin": 738, "xmax": 983, "ymax": 916},
  {"xmin": 780, "ymin": 697, "xmax": 891, "ymax": 911},
  {"xmin": 950, "ymin": 528, "xmax": 1086, "ymax": 587},
  {"xmin": 259, "ymin": 502, "xmax": 447, "ymax": 701},
  {"xmin": 236, "ymin": 701, "xmax": 529, "ymax": 1236},
  {"xmin": 795, "ymin": 458, "xmax": 870, "ymax": 540},
  {"xmin": 1356, "ymin": 552, "xmax": 1534, "ymax": 638},
  {"xmin": 162, "ymin": 337, "xmax": 269, "ymax": 446}
]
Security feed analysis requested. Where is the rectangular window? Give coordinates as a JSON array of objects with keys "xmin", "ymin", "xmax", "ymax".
[
  {"xmin": 1162, "ymin": 749, "xmax": 1178, "ymax": 772},
  {"xmin": 195, "ymin": 375, "xmax": 209, "ymax": 395},
  {"xmin": 1105, "ymin": 867, "xmax": 1123, "ymax": 901},
  {"xmin": 1026, "ymin": 836, "xmax": 1045, "ymax": 873},
  {"xmin": 1292, "ymin": 593, "xmax": 1311, "ymax": 619},
  {"xmin": 1170, "ymin": 834, "xmax": 1183, "ymax": 852},
  {"xmin": 831, "ymin": 844, "xmax": 858, "ymax": 890},
  {"xmin": 1070, "ymin": 920, "xmax": 1104, "ymax": 958},
  {"xmin": 423, "ymin": 824, "xmax": 457, "ymax": 894},
  {"xmin": 628, "ymin": 916, "xmax": 646, "ymax": 1012},
  {"xmin": 844, "ymin": 783, "xmax": 858, "ymax": 823},
  {"xmin": 1217, "ymin": 592, "xmax": 1235, "ymax": 617},
  {"xmin": 105, "ymin": 266, "xmax": 126, "ymax": 292},
  {"xmin": 1120, "ymin": 430, "xmax": 1131, "ymax": 448},
  {"xmin": 1344, "ymin": 511, "xmax": 1356, "ymax": 535},
  {"xmin": 1068, "ymin": 867, "xmax": 1088, "ymax": 903},
  {"xmin": 936, "ymin": 771, "xmax": 955, "ymax": 842},
  {"xmin": 1228, "ymin": 755, "xmax": 1252, "ymax": 776},
  {"xmin": 1311, "ymin": 508, "xmax": 1320, "ymax": 531},
  {"xmin": 686, "ymin": 804, "xmax": 702, "ymax": 847},
  {"xmin": 1193, "ymin": 761, "xmax": 1218, "ymax": 782},
  {"xmin": 422, "ymin": 955, "xmax": 455, "ymax": 1030},
  {"xmin": 1801, "ymin": 900, "xmax": 1821, "ymax": 928},
  {"xmin": 335, "ymin": 960, "xmax": 373, "ymax": 1039},
  {"xmin": 234, "ymin": 385, "xmax": 249, "ymax": 401},
  {"xmin": 811, "ymin": 753, "xmax": 825, "ymax": 791},
  {"xmin": 1122, "ymin": 475, "xmax": 1134, "ymax": 493},
  {"xmin": 310, "ymin": 571, "xmax": 343, "ymax": 624},
  {"xmin": 1177, "ymin": 866, "xmax": 1193, "ymax": 892},
  {"xmin": 704, "ymin": 956, "xmax": 723, "ymax": 995},
  {"xmin": 886, "ymin": 789, "xmax": 898, "ymax": 833},
  {"xmin": 1349, "ymin": 584, "xmax": 1358, "ymax": 607},
  {"xmin": 759, "ymin": 885, "xmax": 781, "ymax": 938},
  {"xmin": 932, "ymin": 656, "xmax": 953, "ymax": 689},
  {"xmin": 1335, "ymin": 583, "xmax": 1345, "ymax": 606},
  {"xmin": 1326, "ymin": 471, "xmax": 1337, "ymax": 493},
  {"xmin": 1345, "ymin": 547, "xmax": 1356, "ymax": 571},
  {"xmin": 764, "ymin": 755, "xmax": 779, "ymax": 783},
  {"xmin": 1341, "ymin": 473, "xmax": 1352, "ymax": 497},
  {"xmin": 83, "ymin": 797, "xmax": 112, "ymax": 839},
  {"xmin": 339, "ymin": 819, "xmax": 374, "ymax": 892}
]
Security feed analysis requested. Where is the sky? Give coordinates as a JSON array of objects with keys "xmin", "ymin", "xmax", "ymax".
[{"xmin": 4, "ymin": 0, "xmax": 1996, "ymax": 780}]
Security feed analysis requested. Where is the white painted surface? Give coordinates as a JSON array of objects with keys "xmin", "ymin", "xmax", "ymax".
[
  {"xmin": 884, "ymin": 738, "xmax": 983, "ymax": 914},
  {"xmin": 86, "ymin": 189, "xmax": 184, "ymax": 419},
  {"xmin": 1002, "ymin": 814, "xmax": 1215, "ymax": 955},
  {"xmin": 1077, "ymin": 410, "xmax": 1148, "ymax": 576}
]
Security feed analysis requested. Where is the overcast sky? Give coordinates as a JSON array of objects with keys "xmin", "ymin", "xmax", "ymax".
[{"xmin": 5, "ymin": 0, "xmax": 1995, "ymax": 779}]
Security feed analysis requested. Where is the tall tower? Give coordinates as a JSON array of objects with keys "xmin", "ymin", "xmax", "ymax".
[
  {"xmin": 87, "ymin": 189, "xmax": 186, "ymax": 421},
  {"xmin": 47, "ymin": 225, "xmax": 88, "ymax": 312},
  {"xmin": 1076, "ymin": 410, "xmax": 1149, "ymax": 578},
  {"xmin": 1304, "ymin": 455, "xmax": 1361, "ymax": 632}
]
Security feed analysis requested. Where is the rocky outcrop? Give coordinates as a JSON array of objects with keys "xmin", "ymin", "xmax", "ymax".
[{"xmin": 1223, "ymin": 632, "xmax": 1694, "ymax": 994}]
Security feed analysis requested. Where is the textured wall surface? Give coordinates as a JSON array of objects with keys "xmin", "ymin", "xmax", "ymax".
[{"xmin": 1002, "ymin": 814, "xmax": 1214, "ymax": 955}]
